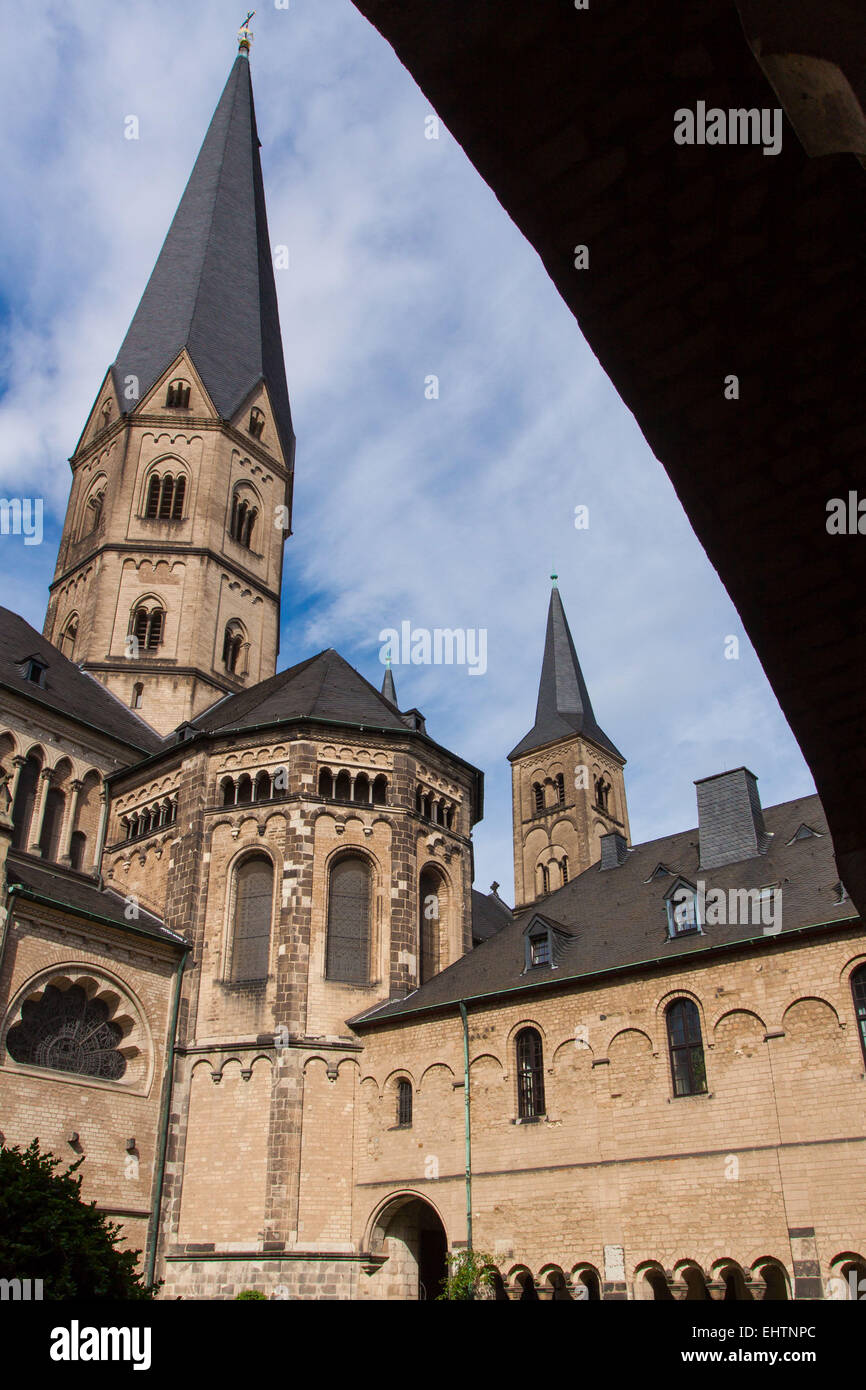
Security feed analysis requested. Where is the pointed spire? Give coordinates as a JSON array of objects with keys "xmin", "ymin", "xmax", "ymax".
[
  {"xmin": 381, "ymin": 659, "xmax": 398, "ymax": 708},
  {"xmin": 508, "ymin": 583, "xmax": 623, "ymax": 761},
  {"xmin": 111, "ymin": 52, "xmax": 295, "ymax": 466}
]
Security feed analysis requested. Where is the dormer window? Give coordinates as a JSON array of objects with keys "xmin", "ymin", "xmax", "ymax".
[
  {"xmin": 21, "ymin": 657, "xmax": 47, "ymax": 687},
  {"xmin": 166, "ymin": 379, "xmax": 190, "ymax": 408},
  {"xmin": 665, "ymin": 878, "xmax": 700, "ymax": 937},
  {"xmin": 529, "ymin": 931, "xmax": 551, "ymax": 967},
  {"xmin": 524, "ymin": 915, "xmax": 563, "ymax": 972},
  {"xmin": 248, "ymin": 407, "xmax": 265, "ymax": 440}
]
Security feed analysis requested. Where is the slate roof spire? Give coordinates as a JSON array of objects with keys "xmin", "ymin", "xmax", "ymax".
[
  {"xmin": 381, "ymin": 660, "xmax": 398, "ymax": 707},
  {"xmin": 111, "ymin": 46, "xmax": 295, "ymax": 466},
  {"xmin": 508, "ymin": 582, "xmax": 623, "ymax": 761}
]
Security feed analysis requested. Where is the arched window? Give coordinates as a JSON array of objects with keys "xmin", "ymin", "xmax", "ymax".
[
  {"xmin": 145, "ymin": 475, "xmax": 161, "ymax": 518},
  {"xmin": 397, "ymin": 1078, "xmax": 413, "ymax": 1128},
  {"xmin": 556, "ymin": 773, "xmax": 565, "ymax": 805},
  {"xmin": 158, "ymin": 475, "xmax": 175, "ymax": 519},
  {"xmin": 39, "ymin": 787, "xmax": 65, "ymax": 862},
  {"xmin": 69, "ymin": 830, "xmax": 87, "ymax": 872},
  {"xmin": 171, "ymin": 474, "xmax": 186, "ymax": 518},
  {"xmin": 254, "ymin": 770, "xmax": 272, "ymax": 802},
  {"xmin": 82, "ymin": 485, "xmax": 105, "ymax": 537},
  {"xmin": 595, "ymin": 776, "xmax": 611, "ymax": 813},
  {"xmin": 851, "ymin": 965, "xmax": 866, "ymax": 1066},
  {"xmin": 516, "ymin": 1027, "xmax": 545, "ymax": 1119},
  {"xmin": 666, "ymin": 999, "xmax": 707, "ymax": 1097},
  {"xmin": 561, "ymin": 856, "xmax": 569, "ymax": 885},
  {"xmin": 335, "ymin": 770, "xmax": 351, "ymax": 802},
  {"xmin": 223, "ymin": 624, "xmax": 244, "ymax": 675},
  {"xmin": 230, "ymin": 854, "xmax": 273, "ymax": 982},
  {"xmin": 131, "ymin": 603, "xmax": 164, "ymax": 651},
  {"xmin": 415, "ymin": 787, "xmax": 423, "ymax": 815},
  {"xmin": 419, "ymin": 869, "xmax": 441, "ymax": 984},
  {"xmin": 326, "ymin": 855, "xmax": 371, "ymax": 984},
  {"xmin": 445, "ymin": 805, "xmax": 454, "ymax": 829},
  {"xmin": 533, "ymin": 782, "xmax": 544, "ymax": 814},
  {"xmin": 131, "ymin": 682, "xmax": 143, "ymax": 709},
  {"xmin": 61, "ymin": 616, "xmax": 79, "ymax": 660},
  {"xmin": 166, "ymin": 379, "xmax": 190, "ymax": 408},
  {"xmin": 372, "ymin": 775, "xmax": 388, "ymax": 806},
  {"xmin": 249, "ymin": 407, "xmax": 266, "ymax": 440},
  {"xmin": 318, "ymin": 768, "xmax": 333, "ymax": 799},
  {"xmin": 11, "ymin": 756, "xmax": 41, "ymax": 850},
  {"xmin": 353, "ymin": 773, "xmax": 370, "ymax": 804},
  {"xmin": 236, "ymin": 774, "xmax": 252, "ymax": 805},
  {"xmin": 541, "ymin": 864, "xmax": 550, "ymax": 894},
  {"xmin": 220, "ymin": 777, "xmax": 236, "ymax": 807},
  {"xmin": 5, "ymin": 982, "xmax": 126, "ymax": 1080},
  {"xmin": 229, "ymin": 490, "xmax": 258, "ymax": 549},
  {"xmin": 423, "ymin": 793, "xmax": 433, "ymax": 821}
]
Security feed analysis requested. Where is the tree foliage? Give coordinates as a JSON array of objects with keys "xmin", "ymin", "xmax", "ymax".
[
  {"xmin": 437, "ymin": 1249, "xmax": 497, "ymax": 1301},
  {"xmin": 0, "ymin": 1139, "xmax": 157, "ymax": 1299}
]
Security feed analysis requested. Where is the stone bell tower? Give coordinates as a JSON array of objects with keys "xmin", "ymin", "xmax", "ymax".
[
  {"xmin": 509, "ymin": 579, "xmax": 630, "ymax": 909},
  {"xmin": 43, "ymin": 45, "xmax": 296, "ymax": 737}
]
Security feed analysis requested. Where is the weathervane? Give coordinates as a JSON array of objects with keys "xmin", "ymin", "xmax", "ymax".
[{"xmin": 238, "ymin": 10, "xmax": 255, "ymax": 53}]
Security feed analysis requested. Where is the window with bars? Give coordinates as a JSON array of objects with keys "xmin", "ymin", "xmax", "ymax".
[
  {"xmin": 516, "ymin": 1027, "xmax": 545, "ymax": 1119},
  {"xmin": 132, "ymin": 605, "xmax": 164, "ymax": 650},
  {"xmin": 666, "ymin": 998, "xmax": 707, "ymax": 1097},
  {"xmin": 230, "ymin": 855, "xmax": 273, "ymax": 982},
  {"xmin": 396, "ymin": 1078, "xmax": 413, "ymax": 1128},
  {"xmin": 325, "ymin": 856, "xmax": 371, "ymax": 984},
  {"xmin": 561, "ymin": 856, "xmax": 569, "ymax": 885},
  {"xmin": 556, "ymin": 773, "xmax": 565, "ymax": 805},
  {"xmin": 419, "ymin": 869, "xmax": 440, "ymax": 984},
  {"xmin": 166, "ymin": 379, "xmax": 190, "ymax": 408},
  {"xmin": 851, "ymin": 966, "xmax": 866, "ymax": 1067},
  {"xmin": 533, "ymin": 782, "xmax": 544, "ymax": 814},
  {"xmin": 145, "ymin": 473, "xmax": 186, "ymax": 520},
  {"xmin": 5, "ymin": 982, "xmax": 126, "ymax": 1080},
  {"xmin": 229, "ymin": 491, "xmax": 258, "ymax": 548}
]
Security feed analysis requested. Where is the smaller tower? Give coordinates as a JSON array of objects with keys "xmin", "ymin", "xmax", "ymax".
[{"xmin": 508, "ymin": 579, "xmax": 629, "ymax": 908}]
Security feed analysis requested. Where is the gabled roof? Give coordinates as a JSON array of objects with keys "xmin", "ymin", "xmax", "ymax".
[
  {"xmin": 509, "ymin": 585, "xmax": 623, "ymax": 761},
  {"xmin": 471, "ymin": 887, "xmax": 513, "ymax": 943},
  {"xmin": 0, "ymin": 608, "xmax": 163, "ymax": 755},
  {"xmin": 191, "ymin": 648, "xmax": 412, "ymax": 734},
  {"xmin": 5, "ymin": 853, "xmax": 185, "ymax": 950},
  {"xmin": 110, "ymin": 53, "xmax": 295, "ymax": 466},
  {"xmin": 352, "ymin": 794, "xmax": 859, "ymax": 1026}
]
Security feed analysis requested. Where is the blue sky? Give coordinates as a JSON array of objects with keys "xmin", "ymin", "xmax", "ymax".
[{"xmin": 0, "ymin": 0, "xmax": 815, "ymax": 899}]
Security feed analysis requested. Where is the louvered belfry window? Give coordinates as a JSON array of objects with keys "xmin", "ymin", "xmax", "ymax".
[
  {"xmin": 516, "ymin": 1027, "xmax": 545, "ymax": 1119},
  {"xmin": 326, "ymin": 856, "xmax": 371, "ymax": 983},
  {"xmin": 231, "ymin": 854, "xmax": 273, "ymax": 982}
]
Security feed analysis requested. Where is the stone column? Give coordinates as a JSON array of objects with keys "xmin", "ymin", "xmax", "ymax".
[
  {"xmin": 90, "ymin": 785, "xmax": 110, "ymax": 877},
  {"xmin": 27, "ymin": 769, "xmax": 52, "ymax": 855}
]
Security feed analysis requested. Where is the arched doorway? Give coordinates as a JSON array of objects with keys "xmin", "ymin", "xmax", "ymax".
[{"xmin": 366, "ymin": 1194, "xmax": 449, "ymax": 1300}]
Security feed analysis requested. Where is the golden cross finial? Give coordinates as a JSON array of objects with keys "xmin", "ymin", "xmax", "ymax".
[{"xmin": 238, "ymin": 10, "xmax": 255, "ymax": 52}]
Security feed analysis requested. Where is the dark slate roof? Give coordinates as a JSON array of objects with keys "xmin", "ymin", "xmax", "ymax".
[
  {"xmin": 381, "ymin": 665, "xmax": 398, "ymax": 708},
  {"xmin": 509, "ymin": 586, "xmax": 623, "ymax": 761},
  {"xmin": 111, "ymin": 54, "xmax": 295, "ymax": 466},
  {"xmin": 192, "ymin": 648, "xmax": 417, "ymax": 735},
  {"xmin": 471, "ymin": 888, "xmax": 513, "ymax": 943},
  {"xmin": 5, "ymin": 853, "xmax": 185, "ymax": 950},
  {"xmin": 352, "ymin": 794, "xmax": 859, "ymax": 1026},
  {"xmin": 0, "ymin": 608, "xmax": 163, "ymax": 755}
]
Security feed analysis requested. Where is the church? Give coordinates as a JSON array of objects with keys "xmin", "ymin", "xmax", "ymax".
[{"xmin": 1, "ymin": 29, "xmax": 864, "ymax": 1302}]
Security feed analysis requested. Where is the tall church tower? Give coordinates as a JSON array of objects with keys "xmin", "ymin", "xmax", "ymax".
[
  {"xmin": 44, "ymin": 43, "xmax": 295, "ymax": 737},
  {"xmin": 509, "ymin": 580, "xmax": 630, "ymax": 908}
]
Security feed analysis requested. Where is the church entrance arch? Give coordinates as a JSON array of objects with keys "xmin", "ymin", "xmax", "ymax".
[{"xmin": 366, "ymin": 1193, "xmax": 449, "ymax": 1300}]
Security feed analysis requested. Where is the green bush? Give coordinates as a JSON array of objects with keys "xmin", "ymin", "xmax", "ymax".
[
  {"xmin": 0, "ymin": 1139, "xmax": 157, "ymax": 1299},
  {"xmin": 236, "ymin": 1289, "xmax": 268, "ymax": 1299},
  {"xmin": 437, "ymin": 1249, "xmax": 497, "ymax": 1301}
]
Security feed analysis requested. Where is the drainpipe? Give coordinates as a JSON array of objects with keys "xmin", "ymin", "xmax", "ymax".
[
  {"xmin": 145, "ymin": 950, "xmax": 187, "ymax": 1290},
  {"xmin": 458, "ymin": 1000, "xmax": 472, "ymax": 1251}
]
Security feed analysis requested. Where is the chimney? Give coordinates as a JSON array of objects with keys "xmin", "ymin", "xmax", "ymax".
[
  {"xmin": 600, "ymin": 830, "xmax": 629, "ymax": 869},
  {"xmin": 696, "ymin": 768, "xmax": 767, "ymax": 869}
]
